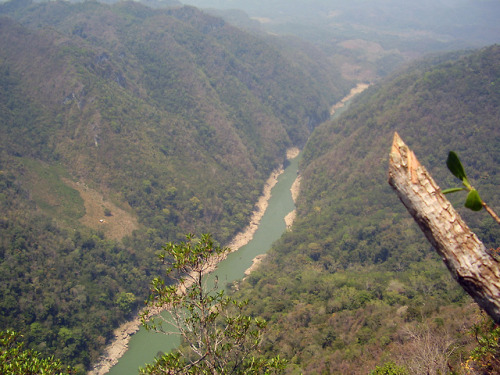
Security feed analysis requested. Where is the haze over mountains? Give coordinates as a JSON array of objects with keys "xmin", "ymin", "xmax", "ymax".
[
  {"xmin": 0, "ymin": 0, "xmax": 499, "ymax": 373},
  {"xmin": 183, "ymin": 0, "xmax": 500, "ymax": 44},
  {"xmin": 182, "ymin": 0, "xmax": 500, "ymax": 81}
]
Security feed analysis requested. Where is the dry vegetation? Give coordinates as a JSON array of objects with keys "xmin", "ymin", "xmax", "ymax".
[{"xmin": 64, "ymin": 179, "xmax": 139, "ymax": 241}]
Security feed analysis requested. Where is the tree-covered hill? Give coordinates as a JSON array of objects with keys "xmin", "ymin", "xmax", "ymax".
[
  {"xmin": 0, "ymin": 0, "xmax": 350, "ymax": 242},
  {"xmin": 235, "ymin": 45, "xmax": 500, "ymax": 373},
  {"xmin": 0, "ymin": 0, "xmax": 350, "ymax": 370}
]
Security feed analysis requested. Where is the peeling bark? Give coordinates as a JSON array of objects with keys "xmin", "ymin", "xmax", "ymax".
[{"xmin": 388, "ymin": 132, "xmax": 500, "ymax": 324}]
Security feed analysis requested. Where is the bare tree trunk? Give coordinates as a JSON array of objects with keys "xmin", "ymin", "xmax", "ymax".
[{"xmin": 388, "ymin": 132, "xmax": 500, "ymax": 324}]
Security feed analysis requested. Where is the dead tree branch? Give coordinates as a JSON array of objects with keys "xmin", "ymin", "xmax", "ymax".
[{"xmin": 388, "ymin": 132, "xmax": 500, "ymax": 324}]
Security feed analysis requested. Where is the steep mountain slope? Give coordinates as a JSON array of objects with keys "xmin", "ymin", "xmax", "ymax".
[
  {"xmin": 235, "ymin": 45, "xmax": 500, "ymax": 373},
  {"xmin": 0, "ymin": 0, "xmax": 350, "ymax": 370},
  {"xmin": 0, "ymin": 0, "xmax": 349, "ymax": 242}
]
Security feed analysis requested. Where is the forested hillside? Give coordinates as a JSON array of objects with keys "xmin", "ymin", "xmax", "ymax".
[
  {"xmin": 235, "ymin": 45, "xmax": 500, "ymax": 373},
  {"xmin": 0, "ymin": 0, "xmax": 350, "ymax": 371}
]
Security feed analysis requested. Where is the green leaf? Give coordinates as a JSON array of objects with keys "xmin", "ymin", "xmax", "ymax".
[
  {"xmin": 442, "ymin": 187, "xmax": 466, "ymax": 194},
  {"xmin": 446, "ymin": 151, "xmax": 467, "ymax": 181},
  {"xmin": 465, "ymin": 189, "xmax": 483, "ymax": 211}
]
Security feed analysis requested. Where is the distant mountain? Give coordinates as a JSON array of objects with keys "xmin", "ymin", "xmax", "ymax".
[
  {"xmin": 182, "ymin": 0, "xmax": 500, "ymax": 45},
  {"xmin": 235, "ymin": 45, "xmax": 500, "ymax": 373},
  {"xmin": 0, "ymin": 0, "xmax": 350, "ymax": 369},
  {"xmin": 182, "ymin": 0, "xmax": 500, "ymax": 82}
]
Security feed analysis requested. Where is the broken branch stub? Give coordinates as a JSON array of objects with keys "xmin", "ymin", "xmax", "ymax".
[{"xmin": 388, "ymin": 132, "xmax": 500, "ymax": 324}]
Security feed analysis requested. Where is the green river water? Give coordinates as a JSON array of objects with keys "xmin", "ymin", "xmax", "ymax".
[{"xmin": 107, "ymin": 154, "xmax": 300, "ymax": 374}]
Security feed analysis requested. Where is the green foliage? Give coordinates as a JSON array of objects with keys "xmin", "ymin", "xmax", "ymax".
[
  {"xmin": 370, "ymin": 362, "xmax": 409, "ymax": 375},
  {"xmin": 443, "ymin": 151, "xmax": 484, "ymax": 211},
  {"xmin": 465, "ymin": 189, "xmax": 483, "ymax": 212},
  {"xmin": 0, "ymin": 1, "xmax": 499, "ymax": 373},
  {"xmin": 446, "ymin": 151, "xmax": 468, "ymax": 183},
  {"xmin": 114, "ymin": 292, "xmax": 137, "ymax": 317},
  {"xmin": 0, "ymin": 330, "xmax": 74, "ymax": 374},
  {"xmin": 466, "ymin": 314, "xmax": 500, "ymax": 373},
  {"xmin": 141, "ymin": 234, "xmax": 286, "ymax": 374}
]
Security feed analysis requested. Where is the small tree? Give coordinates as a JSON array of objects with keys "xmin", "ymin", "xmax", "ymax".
[
  {"xmin": 115, "ymin": 292, "xmax": 137, "ymax": 317},
  {"xmin": 140, "ymin": 234, "xmax": 285, "ymax": 374},
  {"xmin": 370, "ymin": 361, "xmax": 409, "ymax": 375},
  {"xmin": 465, "ymin": 312, "xmax": 500, "ymax": 374}
]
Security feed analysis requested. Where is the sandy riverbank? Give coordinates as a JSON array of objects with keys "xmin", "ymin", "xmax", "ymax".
[
  {"xmin": 88, "ymin": 149, "xmax": 299, "ymax": 375},
  {"xmin": 330, "ymin": 82, "xmax": 371, "ymax": 116},
  {"xmin": 286, "ymin": 147, "xmax": 300, "ymax": 160},
  {"xmin": 245, "ymin": 148, "xmax": 302, "ymax": 276},
  {"xmin": 244, "ymin": 254, "xmax": 268, "ymax": 276},
  {"xmin": 225, "ymin": 167, "xmax": 284, "ymax": 252},
  {"xmin": 284, "ymin": 174, "xmax": 301, "ymax": 229}
]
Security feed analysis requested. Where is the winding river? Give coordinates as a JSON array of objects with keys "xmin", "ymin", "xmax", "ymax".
[
  {"xmin": 106, "ymin": 154, "xmax": 301, "ymax": 374},
  {"xmin": 95, "ymin": 82, "xmax": 370, "ymax": 375}
]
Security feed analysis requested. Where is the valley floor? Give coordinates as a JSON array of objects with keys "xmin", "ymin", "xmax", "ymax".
[
  {"xmin": 88, "ymin": 149, "xmax": 300, "ymax": 375},
  {"xmin": 89, "ymin": 81, "xmax": 367, "ymax": 373}
]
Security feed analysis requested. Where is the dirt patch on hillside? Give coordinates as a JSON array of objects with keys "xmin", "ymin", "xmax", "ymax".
[{"xmin": 64, "ymin": 179, "xmax": 139, "ymax": 241}]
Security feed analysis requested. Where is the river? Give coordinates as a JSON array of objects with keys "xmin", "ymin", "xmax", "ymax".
[
  {"xmin": 106, "ymin": 153, "xmax": 301, "ymax": 375},
  {"xmin": 330, "ymin": 83, "xmax": 371, "ymax": 118}
]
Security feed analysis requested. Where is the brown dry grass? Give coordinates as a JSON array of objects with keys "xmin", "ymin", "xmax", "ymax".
[{"xmin": 64, "ymin": 179, "xmax": 139, "ymax": 241}]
